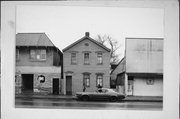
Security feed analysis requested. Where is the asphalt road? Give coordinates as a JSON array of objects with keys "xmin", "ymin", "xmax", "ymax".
[{"xmin": 15, "ymin": 98, "xmax": 163, "ymax": 110}]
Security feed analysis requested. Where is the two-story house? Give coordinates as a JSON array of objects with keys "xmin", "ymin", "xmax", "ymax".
[
  {"xmin": 62, "ymin": 32, "xmax": 111, "ymax": 95},
  {"xmin": 15, "ymin": 33, "xmax": 63, "ymax": 95}
]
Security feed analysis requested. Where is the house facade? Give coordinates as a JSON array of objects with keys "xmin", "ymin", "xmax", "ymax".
[
  {"xmin": 112, "ymin": 38, "xmax": 163, "ymax": 96},
  {"xmin": 15, "ymin": 33, "xmax": 63, "ymax": 95},
  {"xmin": 62, "ymin": 32, "xmax": 111, "ymax": 95}
]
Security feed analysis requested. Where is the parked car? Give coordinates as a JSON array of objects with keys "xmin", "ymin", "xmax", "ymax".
[{"xmin": 75, "ymin": 88, "xmax": 126, "ymax": 102}]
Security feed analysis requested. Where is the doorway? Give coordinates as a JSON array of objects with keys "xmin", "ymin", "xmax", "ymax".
[
  {"xmin": 66, "ymin": 76, "xmax": 72, "ymax": 95},
  {"xmin": 53, "ymin": 78, "xmax": 59, "ymax": 95},
  {"xmin": 127, "ymin": 76, "xmax": 134, "ymax": 95},
  {"xmin": 22, "ymin": 74, "xmax": 33, "ymax": 93}
]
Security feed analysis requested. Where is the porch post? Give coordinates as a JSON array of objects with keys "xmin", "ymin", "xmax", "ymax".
[{"xmin": 124, "ymin": 73, "xmax": 128, "ymax": 96}]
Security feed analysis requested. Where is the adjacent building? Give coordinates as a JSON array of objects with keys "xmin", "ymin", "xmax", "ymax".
[
  {"xmin": 62, "ymin": 32, "xmax": 111, "ymax": 95},
  {"xmin": 112, "ymin": 38, "xmax": 163, "ymax": 96},
  {"xmin": 15, "ymin": 33, "xmax": 63, "ymax": 95}
]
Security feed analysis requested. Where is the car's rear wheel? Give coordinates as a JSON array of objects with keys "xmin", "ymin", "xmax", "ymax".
[
  {"xmin": 81, "ymin": 95, "xmax": 89, "ymax": 101},
  {"xmin": 110, "ymin": 96, "xmax": 117, "ymax": 102}
]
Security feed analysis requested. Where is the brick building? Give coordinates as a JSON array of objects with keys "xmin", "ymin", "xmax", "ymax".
[
  {"xmin": 15, "ymin": 33, "xmax": 63, "ymax": 95},
  {"xmin": 62, "ymin": 32, "xmax": 111, "ymax": 95}
]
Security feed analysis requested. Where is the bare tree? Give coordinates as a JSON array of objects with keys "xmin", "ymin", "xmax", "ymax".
[{"xmin": 96, "ymin": 34, "xmax": 121, "ymax": 64}]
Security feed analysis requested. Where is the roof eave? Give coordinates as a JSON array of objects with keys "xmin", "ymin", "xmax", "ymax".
[{"xmin": 63, "ymin": 36, "xmax": 111, "ymax": 52}]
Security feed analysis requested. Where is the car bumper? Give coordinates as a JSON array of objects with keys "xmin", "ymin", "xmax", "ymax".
[
  {"xmin": 117, "ymin": 95, "xmax": 126, "ymax": 100},
  {"xmin": 75, "ymin": 94, "xmax": 82, "ymax": 99}
]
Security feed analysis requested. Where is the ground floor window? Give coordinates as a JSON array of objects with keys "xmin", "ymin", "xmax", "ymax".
[
  {"xmin": 128, "ymin": 76, "xmax": 134, "ymax": 92},
  {"xmin": 83, "ymin": 73, "xmax": 90, "ymax": 87},
  {"xmin": 96, "ymin": 74, "xmax": 103, "ymax": 87},
  {"xmin": 128, "ymin": 80, "xmax": 133, "ymax": 92}
]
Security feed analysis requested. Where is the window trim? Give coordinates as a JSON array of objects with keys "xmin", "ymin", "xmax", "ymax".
[
  {"xmin": 40, "ymin": 49, "xmax": 46, "ymax": 60},
  {"xmin": 97, "ymin": 52, "xmax": 103, "ymax": 65},
  {"xmin": 84, "ymin": 52, "xmax": 90, "ymax": 65},
  {"xmin": 83, "ymin": 73, "xmax": 90, "ymax": 87},
  {"xmin": 30, "ymin": 49, "xmax": 47, "ymax": 61},
  {"xmin": 96, "ymin": 74, "xmax": 103, "ymax": 87},
  {"xmin": 71, "ymin": 52, "xmax": 77, "ymax": 65}
]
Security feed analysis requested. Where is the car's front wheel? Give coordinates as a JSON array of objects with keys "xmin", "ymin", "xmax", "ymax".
[
  {"xmin": 81, "ymin": 95, "xmax": 89, "ymax": 101},
  {"xmin": 110, "ymin": 96, "xmax": 117, "ymax": 102}
]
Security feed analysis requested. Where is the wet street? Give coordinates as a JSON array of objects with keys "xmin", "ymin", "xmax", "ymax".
[{"xmin": 15, "ymin": 98, "xmax": 162, "ymax": 110}]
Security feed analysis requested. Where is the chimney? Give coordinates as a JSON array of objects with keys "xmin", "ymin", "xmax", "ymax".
[{"xmin": 85, "ymin": 32, "xmax": 89, "ymax": 37}]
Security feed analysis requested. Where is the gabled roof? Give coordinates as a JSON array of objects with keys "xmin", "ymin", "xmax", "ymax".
[
  {"xmin": 111, "ymin": 57, "xmax": 125, "ymax": 74},
  {"xmin": 62, "ymin": 33, "xmax": 111, "ymax": 52},
  {"xmin": 16, "ymin": 33, "xmax": 55, "ymax": 47}
]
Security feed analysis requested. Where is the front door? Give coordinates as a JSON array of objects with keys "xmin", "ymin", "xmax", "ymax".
[
  {"xmin": 66, "ymin": 76, "xmax": 72, "ymax": 95},
  {"xmin": 53, "ymin": 78, "xmax": 59, "ymax": 95},
  {"xmin": 22, "ymin": 74, "xmax": 33, "ymax": 93}
]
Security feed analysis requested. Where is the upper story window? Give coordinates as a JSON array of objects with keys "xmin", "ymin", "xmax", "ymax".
[
  {"xmin": 30, "ymin": 49, "xmax": 46, "ymax": 61},
  {"xmin": 84, "ymin": 53, "xmax": 90, "ymax": 65},
  {"xmin": 16, "ymin": 49, "xmax": 20, "ymax": 60},
  {"xmin": 71, "ymin": 53, "xmax": 77, "ymax": 64},
  {"xmin": 97, "ymin": 53, "xmax": 103, "ymax": 64}
]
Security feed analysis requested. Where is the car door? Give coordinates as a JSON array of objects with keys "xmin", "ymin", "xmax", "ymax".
[
  {"xmin": 88, "ymin": 89, "xmax": 103, "ymax": 100},
  {"xmin": 100, "ymin": 89, "xmax": 109, "ymax": 100},
  {"xmin": 94, "ymin": 89, "xmax": 109, "ymax": 100}
]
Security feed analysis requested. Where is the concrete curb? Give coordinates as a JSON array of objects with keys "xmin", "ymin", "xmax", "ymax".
[
  {"xmin": 15, "ymin": 95, "xmax": 163, "ymax": 102},
  {"xmin": 122, "ymin": 99, "xmax": 163, "ymax": 102},
  {"xmin": 15, "ymin": 95, "xmax": 76, "ymax": 100}
]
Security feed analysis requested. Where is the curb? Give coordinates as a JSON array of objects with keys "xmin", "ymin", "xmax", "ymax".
[
  {"xmin": 122, "ymin": 99, "xmax": 163, "ymax": 102},
  {"xmin": 15, "ymin": 96, "xmax": 76, "ymax": 100},
  {"xmin": 15, "ymin": 96, "xmax": 162, "ymax": 102}
]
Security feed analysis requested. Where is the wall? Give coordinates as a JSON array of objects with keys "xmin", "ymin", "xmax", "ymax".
[
  {"xmin": 133, "ymin": 77, "xmax": 163, "ymax": 96},
  {"xmin": 16, "ymin": 47, "xmax": 55, "ymax": 66},
  {"xmin": 63, "ymin": 38, "xmax": 110, "ymax": 95},
  {"xmin": 33, "ymin": 73, "xmax": 62, "ymax": 94},
  {"xmin": 126, "ymin": 38, "xmax": 163, "ymax": 74}
]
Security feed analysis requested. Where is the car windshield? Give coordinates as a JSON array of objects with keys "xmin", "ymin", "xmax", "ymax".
[{"xmin": 96, "ymin": 88, "xmax": 108, "ymax": 93}]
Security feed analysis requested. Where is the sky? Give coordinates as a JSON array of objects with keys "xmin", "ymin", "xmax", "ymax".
[{"xmin": 16, "ymin": 6, "xmax": 164, "ymax": 60}]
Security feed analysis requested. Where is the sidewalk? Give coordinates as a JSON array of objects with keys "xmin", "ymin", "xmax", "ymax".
[
  {"xmin": 15, "ymin": 94, "xmax": 163, "ymax": 102},
  {"xmin": 15, "ymin": 93, "xmax": 76, "ymax": 100},
  {"xmin": 123, "ymin": 96, "xmax": 163, "ymax": 102}
]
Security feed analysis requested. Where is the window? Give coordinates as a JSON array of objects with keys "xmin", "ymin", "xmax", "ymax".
[
  {"xmin": 84, "ymin": 53, "xmax": 89, "ymax": 65},
  {"xmin": 30, "ymin": 49, "xmax": 36, "ymax": 59},
  {"xmin": 97, "ymin": 53, "xmax": 103, "ymax": 64},
  {"xmin": 41, "ymin": 50, "xmax": 46, "ymax": 60},
  {"xmin": 16, "ymin": 49, "xmax": 19, "ymax": 60},
  {"xmin": 128, "ymin": 80, "xmax": 133, "ymax": 92},
  {"xmin": 30, "ymin": 49, "xmax": 46, "ymax": 61},
  {"xmin": 96, "ymin": 74, "xmax": 103, "ymax": 87},
  {"xmin": 83, "ymin": 73, "xmax": 90, "ymax": 87},
  {"xmin": 71, "ymin": 53, "xmax": 76, "ymax": 64},
  {"xmin": 128, "ymin": 76, "xmax": 133, "ymax": 92}
]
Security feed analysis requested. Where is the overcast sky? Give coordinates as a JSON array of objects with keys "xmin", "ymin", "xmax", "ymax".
[{"xmin": 16, "ymin": 6, "xmax": 164, "ymax": 60}]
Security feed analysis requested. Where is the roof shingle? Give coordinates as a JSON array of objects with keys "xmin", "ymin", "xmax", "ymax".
[{"xmin": 16, "ymin": 33, "xmax": 55, "ymax": 47}]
